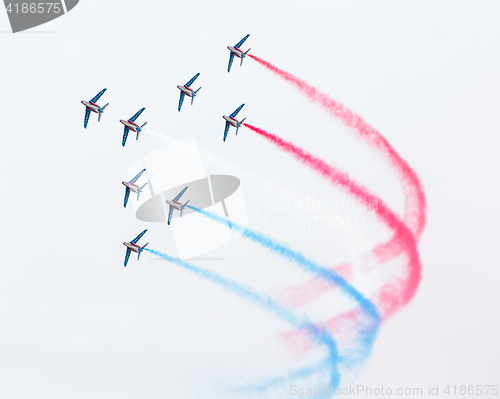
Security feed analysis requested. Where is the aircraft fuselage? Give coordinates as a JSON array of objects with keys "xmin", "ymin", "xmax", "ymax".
[
  {"xmin": 177, "ymin": 85, "xmax": 195, "ymax": 97},
  {"xmin": 122, "ymin": 181, "xmax": 141, "ymax": 193},
  {"xmin": 166, "ymin": 199, "xmax": 184, "ymax": 210},
  {"xmin": 120, "ymin": 119, "xmax": 140, "ymax": 132},
  {"xmin": 123, "ymin": 241, "xmax": 141, "ymax": 253},
  {"xmin": 228, "ymin": 46, "xmax": 245, "ymax": 58},
  {"xmin": 223, "ymin": 115, "xmax": 240, "ymax": 127},
  {"xmin": 81, "ymin": 100, "xmax": 101, "ymax": 113}
]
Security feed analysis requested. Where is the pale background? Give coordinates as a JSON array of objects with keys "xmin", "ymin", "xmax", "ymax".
[{"xmin": 1, "ymin": 1, "xmax": 499, "ymax": 398}]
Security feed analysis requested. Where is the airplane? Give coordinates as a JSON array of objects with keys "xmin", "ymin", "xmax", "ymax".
[
  {"xmin": 177, "ymin": 73, "xmax": 202, "ymax": 112},
  {"xmin": 81, "ymin": 88, "xmax": 109, "ymax": 128},
  {"xmin": 122, "ymin": 168, "xmax": 148, "ymax": 208},
  {"xmin": 165, "ymin": 187, "xmax": 190, "ymax": 225},
  {"xmin": 120, "ymin": 108, "xmax": 147, "ymax": 147},
  {"xmin": 222, "ymin": 104, "xmax": 246, "ymax": 142},
  {"xmin": 123, "ymin": 229, "xmax": 148, "ymax": 267},
  {"xmin": 227, "ymin": 34, "xmax": 251, "ymax": 73}
]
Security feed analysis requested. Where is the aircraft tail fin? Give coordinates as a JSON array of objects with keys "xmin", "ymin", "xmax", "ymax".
[
  {"xmin": 137, "ymin": 182, "xmax": 148, "ymax": 201},
  {"xmin": 98, "ymin": 103, "xmax": 109, "ymax": 122},
  {"xmin": 136, "ymin": 122, "xmax": 147, "ymax": 140},
  {"xmin": 237, "ymin": 119, "xmax": 246, "ymax": 136},
  {"xmin": 138, "ymin": 243, "xmax": 149, "ymax": 260},
  {"xmin": 191, "ymin": 88, "xmax": 201, "ymax": 105},
  {"xmin": 135, "ymin": 122, "xmax": 147, "ymax": 141},
  {"xmin": 180, "ymin": 200, "xmax": 190, "ymax": 218},
  {"xmin": 241, "ymin": 49, "xmax": 251, "ymax": 66}
]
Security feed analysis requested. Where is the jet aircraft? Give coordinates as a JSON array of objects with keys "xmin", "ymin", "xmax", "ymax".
[
  {"xmin": 222, "ymin": 104, "xmax": 246, "ymax": 141},
  {"xmin": 227, "ymin": 34, "xmax": 251, "ymax": 73},
  {"xmin": 165, "ymin": 187, "xmax": 190, "ymax": 225},
  {"xmin": 123, "ymin": 229, "xmax": 148, "ymax": 267},
  {"xmin": 177, "ymin": 73, "xmax": 202, "ymax": 112},
  {"xmin": 81, "ymin": 88, "xmax": 109, "ymax": 128},
  {"xmin": 120, "ymin": 108, "xmax": 147, "ymax": 147},
  {"xmin": 122, "ymin": 168, "xmax": 147, "ymax": 208}
]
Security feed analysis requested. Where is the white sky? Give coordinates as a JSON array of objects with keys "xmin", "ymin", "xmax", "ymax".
[{"xmin": 1, "ymin": 1, "xmax": 499, "ymax": 398}]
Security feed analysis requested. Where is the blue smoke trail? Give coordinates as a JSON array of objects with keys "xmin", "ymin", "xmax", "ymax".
[
  {"xmin": 187, "ymin": 206, "xmax": 381, "ymax": 367},
  {"xmin": 145, "ymin": 248, "xmax": 340, "ymax": 389}
]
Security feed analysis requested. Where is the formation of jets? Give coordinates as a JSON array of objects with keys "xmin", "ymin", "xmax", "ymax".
[
  {"xmin": 82, "ymin": 35, "xmax": 253, "ymax": 266},
  {"xmin": 81, "ymin": 34, "xmax": 251, "ymax": 145}
]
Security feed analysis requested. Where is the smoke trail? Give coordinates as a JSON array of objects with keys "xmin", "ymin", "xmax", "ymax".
[
  {"xmin": 146, "ymin": 128, "xmax": 369, "ymax": 258},
  {"xmin": 245, "ymin": 54, "xmax": 427, "ymax": 317},
  {"xmin": 247, "ymin": 54, "xmax": 427, "ymax": 241},
  {"xmin": 242, "ymin": 123, "xmax": 421, "ymax": 318},
  {"xmin": 145, "ymin": 248, "xmax": 340, "ymax": 389},
  {"xmin": 186, "ymin": 205, "xmax": 380, "ymax": 362},
  {"xmin": 144, "ymin": 128, "xmax": 177, "ymax": 144}
]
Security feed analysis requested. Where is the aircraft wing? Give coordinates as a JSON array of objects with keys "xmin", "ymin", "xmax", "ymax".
[
  {"xmin": 124, "ymin": 248, "xmax": 131, "ymax": 267},
  {"xmin": 123, "ymin": 187, "xmax": 131, "ymax": 208},
  {"xmin": 122, "ymin": 127, "xmax": 130, "ymax": 147},
  {"xmin": 235, "ymin": 34, "xmax": 250, "ymax": 48},
  {"xmin": 227, "ymin": 52, "xmax": 235, "ymax": 73},
  {"xmin": 185, "ymin": 73, "xmax": 200, "ymax": 87},
  {"xmin": 178, "ymin": 92, "xmax": 185, "ymax": 112},
  {"xmin": 83, "ymin": 108, "xmax": 91, "ymax": 129},
  {"xmin": 130, "ymin": 168, "xmax": 146, "ymax": 183},
  {"xmin": 173, "ymin": 187, "xmax": 188, "ymax": 202},
  {"xmin": 90, "ymin": 88, "xmax": 107, "ymax": 103},
  {"xmin": 167, "ymin": 206, "xmax": 174, "ymax": 226},
  {"xmin": 129, "ymin": 107, "xmax": 145, "ymax": 122},
  {"xmin": 131, "ymin": 229, "xmax": 148, "ymax": 244},
  {"xmin": 223, "ymin": 122, "xmax": 230, "ymax": 142},
  {"xmin": 230, "ymin": 104, "xmax": 245, "ymax": 117}
]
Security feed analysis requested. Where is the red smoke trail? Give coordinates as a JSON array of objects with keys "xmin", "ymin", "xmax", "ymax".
[
  {"xmin": 247, "ymin": 54, "xmax": 427, "ymax": 316},
  {"xmin": 247, "ymin": 54, "xmax": 427, "ymax": 243},
  {"xmin": 243, "ymin": 122, "xmax": 421, "ymax": 318}
]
